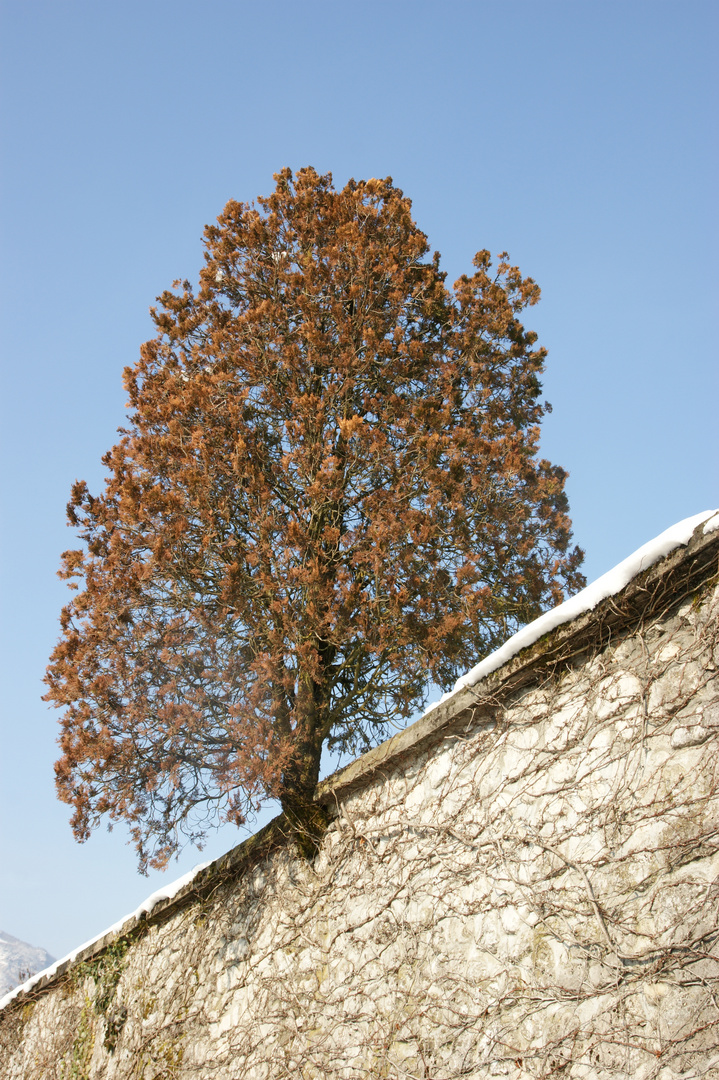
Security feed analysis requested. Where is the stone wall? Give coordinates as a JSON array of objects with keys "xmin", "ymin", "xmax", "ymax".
[{"xmin": 1, "ymin": 526, "xmax": 718, "ymax": 1079}]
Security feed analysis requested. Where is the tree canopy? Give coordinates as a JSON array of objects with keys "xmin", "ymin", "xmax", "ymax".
[{"xmin": 45, "ymin": 168, "xmax": 584, "ymax": 868}]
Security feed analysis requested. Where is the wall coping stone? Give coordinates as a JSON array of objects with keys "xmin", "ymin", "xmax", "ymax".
[
  {"xmin": 2, "ymin": 518, "xmax": 717, "ymax": 1015},
  {"xmin": 316, "ymin": 518, "xmax": 719, "ymax": 804}
]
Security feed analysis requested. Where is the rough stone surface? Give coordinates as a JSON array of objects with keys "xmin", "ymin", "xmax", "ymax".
[{"xmin": 1, "ymin": 539, "xmax": 717, "ymax": 1078}]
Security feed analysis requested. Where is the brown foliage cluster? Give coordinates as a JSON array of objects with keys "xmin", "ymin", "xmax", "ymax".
[
  {"xmin": 16, "ymin": 578, "xmax": 718, "ymax": 1079},
  {"xmin": 45, "ymin": 167, "xmax": 583, "ymax": 868}
]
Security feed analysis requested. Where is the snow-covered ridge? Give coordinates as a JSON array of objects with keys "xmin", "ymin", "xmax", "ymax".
[
  {"xmin": 0, "ymin": 932, "xmax": 55, "ymax": 999},
  {"xmin": 2, "ymin": 509, "xmax": 717, "ymax": 1014}
]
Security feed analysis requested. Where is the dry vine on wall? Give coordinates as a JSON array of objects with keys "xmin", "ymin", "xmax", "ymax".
[{"xmin": 2, "ymin": 581, "xmax": 718, "ymax": 1079}]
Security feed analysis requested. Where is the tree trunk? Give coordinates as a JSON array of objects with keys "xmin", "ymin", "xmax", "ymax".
[{"xmin": 278, "ymin": 673, "xmax": 330, "ymax": 857}]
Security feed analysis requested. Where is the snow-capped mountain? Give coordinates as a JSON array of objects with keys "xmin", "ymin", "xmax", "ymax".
[{"xmin": 0, "ymin": 931, "xmax": 55, "ymax": 997}]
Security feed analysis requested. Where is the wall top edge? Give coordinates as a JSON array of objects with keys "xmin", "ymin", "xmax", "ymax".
[
  {"xmin": 315, "ymin": 513, "xmax": 719, "ymax": 802},
  {"xmin": 3, "ymin": 512, "xmax": 717, "ymax": 1015}
]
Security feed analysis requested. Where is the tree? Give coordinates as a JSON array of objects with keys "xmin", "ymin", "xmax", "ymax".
[{"xmin": 45, "ymin": 168, "xmax": 584, "ymax": 869}]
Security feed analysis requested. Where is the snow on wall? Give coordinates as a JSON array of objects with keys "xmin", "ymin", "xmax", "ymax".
[
  {"xmin": 1, "ymin": 521, "xmax": 717, "ymax": 1078},
  {"xmin": 0, "ymin": 864, "xmax": 212, "ymax": 1012},
  {"xmin": 424, "ymin": 508, "xmax": 719, "ymax": 713},
  {"xmin": 2, "ymin": 510, "xmax": 716, "ymax": 1016}
]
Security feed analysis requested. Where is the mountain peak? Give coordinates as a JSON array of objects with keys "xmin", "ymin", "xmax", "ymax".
[{"xmin": 0, "ymin": 931, "xmax": 55, "ymax": 997}]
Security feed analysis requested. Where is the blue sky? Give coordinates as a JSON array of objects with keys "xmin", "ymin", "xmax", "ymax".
[{"xmin": 1, "ymin": 0, "xmax": 717, "ymax": 962}]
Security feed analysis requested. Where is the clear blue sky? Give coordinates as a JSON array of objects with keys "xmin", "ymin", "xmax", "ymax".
[{"xmin": 1, "ymin": 0, "xmax": 717, "ymax": 962}]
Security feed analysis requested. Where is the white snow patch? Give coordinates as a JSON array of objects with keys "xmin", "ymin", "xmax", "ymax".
[
  {"xmin": 2, "ymin": 510, "xmax": 717, "ymax": 1014},
  {"xmin": 0, "ymin": 861, "xmax": 210, "ymax": 1012},
  {"xmin": 423, "ymin": 510, "xmax": 718, "ymax": 716}
]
